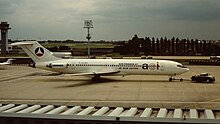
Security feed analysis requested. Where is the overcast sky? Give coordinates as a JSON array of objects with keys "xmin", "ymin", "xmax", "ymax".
[{"xmin": 1, "ymin": 0, "xmax": 220, "ymax": 41}]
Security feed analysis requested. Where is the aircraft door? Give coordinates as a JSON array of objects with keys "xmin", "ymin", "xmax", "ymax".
[
  {"xmin": 160, "ymin": 63, "xmax": 165, "ymax": 71},
  {"xmin": 158, "ymin": 63, "xmax": 166, "ymax": 75}
]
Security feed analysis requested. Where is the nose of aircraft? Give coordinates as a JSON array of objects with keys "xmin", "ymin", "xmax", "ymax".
[
  {"xmin": 182, "ymin": 67, "xmax": 189, "ymax": 73},
  {"xmin": 186, "ymin": 67, "xmax": 189, "ymax": 71}
]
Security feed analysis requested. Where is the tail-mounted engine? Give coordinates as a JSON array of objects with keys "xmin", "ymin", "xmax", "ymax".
[{"xmin": 46, "ymin": 63, "xmax": 68, "ymax": 68}]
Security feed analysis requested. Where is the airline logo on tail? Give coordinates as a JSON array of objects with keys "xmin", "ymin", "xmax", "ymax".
[{"xmin": 35, "ymin": 47, "xmax": 44, "ymax": 57}]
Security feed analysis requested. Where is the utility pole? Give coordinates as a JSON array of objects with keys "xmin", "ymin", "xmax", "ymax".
[{"xmin": 84, "ymin": 20, "xmax": 93, "ymax": 58}]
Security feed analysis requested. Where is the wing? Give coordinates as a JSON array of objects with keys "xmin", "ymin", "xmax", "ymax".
[
  {"xmin": 64, "ymin": 70, "xmax": 120, "ymax": 76},
  {"xmin": 0, "ymin": 63, "xmax": 9, "ymax": 65}
]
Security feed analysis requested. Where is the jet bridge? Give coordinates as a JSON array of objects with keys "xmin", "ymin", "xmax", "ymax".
[{"xmin": 0, "ymin": 103, "xmax": 220, "ymax": 124}]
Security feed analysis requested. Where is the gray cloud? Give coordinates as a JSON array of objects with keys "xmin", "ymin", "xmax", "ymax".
[
  {"xmin": 1, "ymin": 0, "xmax": 220, "ymax": 40},
  {"xmin": 89, "ymin": 0, "xmax": 220, "ymax": 22},
  {"xmin": 0, "ymin": 0, "xmax": 25, "ymax": 17},
  {"xmin": 148, "ymin": 0, "xmax": 220, "ymax": 21}
]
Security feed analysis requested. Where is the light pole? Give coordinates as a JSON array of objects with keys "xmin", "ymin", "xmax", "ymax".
[{"xmin": 84, "ymin": 20, "xmax": 93, "ymax": 58}]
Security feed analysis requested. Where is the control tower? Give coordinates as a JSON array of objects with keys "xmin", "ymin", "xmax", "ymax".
[{"xmin": 0, "ymin": 22, "xmax": 11, "ymax": 54}]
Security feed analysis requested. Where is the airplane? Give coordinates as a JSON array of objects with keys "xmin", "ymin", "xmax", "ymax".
[
  {"xmin": 0, "ymin": 59, "xmax": 15, "ymax": 66},
  {"xmin": 11, "ymin": 41, "xmax": 189, "ymax": 81}
]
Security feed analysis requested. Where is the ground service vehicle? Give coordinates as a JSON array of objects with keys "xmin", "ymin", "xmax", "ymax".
[{"xmin": 191, "ymin": 73, "xmax": 215, "ymax": 83}]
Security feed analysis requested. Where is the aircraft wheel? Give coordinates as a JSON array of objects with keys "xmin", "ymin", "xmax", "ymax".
[
  {"xmin": 92, "ymin": 75, "xmax": 100, "ymax": 81},
  {"xmin": 169, "ymin": 78, "xmax": 173, "ymax": 82},
  {"xmin": 207, "ymin": 79, "xmax": 213, "ymax": 83}
]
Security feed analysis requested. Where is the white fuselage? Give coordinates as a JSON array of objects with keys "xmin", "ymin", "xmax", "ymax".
[
  {"xmin": 11, "ymin": 41, "xmax": 189, "ymax": 79},
  {"xmin": 36, "ymin": 59, "xmax": 189, "ymax": 76}
]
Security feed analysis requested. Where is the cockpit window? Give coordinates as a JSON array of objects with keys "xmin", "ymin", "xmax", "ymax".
[
  {"xmin": 177, "ymin": 65, "xmax": 182, "ymax": 68},
  {"xmin": 177, "ymin": 65, "xmax": 188, "ymax": 68}
]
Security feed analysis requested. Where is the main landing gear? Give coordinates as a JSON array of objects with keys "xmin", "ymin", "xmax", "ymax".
[
  {"xmin": 92, "ymin": 75, "xmax": 101, "ymax": 81},
  {"xmin": 169, "ymin": 77, "xmax": 183, "ymax": 82}
]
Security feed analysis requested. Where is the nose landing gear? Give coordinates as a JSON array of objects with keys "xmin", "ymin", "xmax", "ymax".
[
  {"xmin": 169, "ymin": 77, "xmax": 173, "ymax": 81},
  {"xmin": 92, "ymin": 75, "xmax": 101, "ymax": 81},
  {"xmin": 169, "ymin": 77, "xmax": 183, "ymax": 82}
]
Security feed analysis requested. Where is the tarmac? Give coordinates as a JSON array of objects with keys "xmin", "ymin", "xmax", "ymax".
[{"xmin": 0, "ymin": 65, "xmax": 220, "ymax": 109}]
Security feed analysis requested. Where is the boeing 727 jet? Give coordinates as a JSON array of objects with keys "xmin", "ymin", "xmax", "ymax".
[{"xmin": 11, "ymin": 41, "xmax": 189, "ymax": 81}]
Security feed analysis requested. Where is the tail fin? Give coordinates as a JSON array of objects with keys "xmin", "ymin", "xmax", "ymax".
[{"xmin": 11, "ymin": 41, "xmax": 59, "ymax": 63}]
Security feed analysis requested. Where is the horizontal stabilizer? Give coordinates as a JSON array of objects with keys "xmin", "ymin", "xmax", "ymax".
[{"xmin": 10, "ymin": 42, "xmax": 34, "ymax": 46}]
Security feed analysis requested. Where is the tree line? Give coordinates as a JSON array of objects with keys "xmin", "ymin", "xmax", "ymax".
[{"xmin": 114, "ymin": 35, "xmax": 217, "ymax": 56}]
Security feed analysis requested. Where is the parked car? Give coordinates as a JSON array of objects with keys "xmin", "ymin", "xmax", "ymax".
[{"xmin": 191, "ymin": 73, "xmax": 215, "ymax": 83}]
